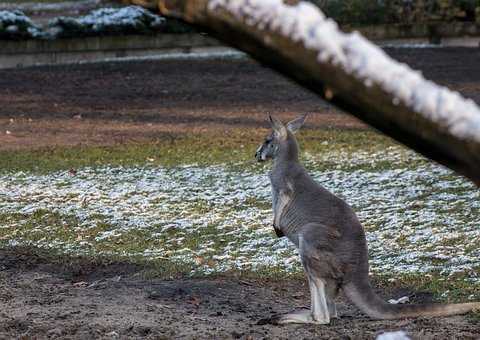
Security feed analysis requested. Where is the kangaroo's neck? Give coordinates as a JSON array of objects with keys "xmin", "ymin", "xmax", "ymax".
[{"xmin": 273, "ymin": 134, "xmax": 300, "ymax": 168}]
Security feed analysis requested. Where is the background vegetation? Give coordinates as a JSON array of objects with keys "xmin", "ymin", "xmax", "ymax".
[{"xmin": 313, "ymin": 0, "xmax": 480, "ymax": 25}]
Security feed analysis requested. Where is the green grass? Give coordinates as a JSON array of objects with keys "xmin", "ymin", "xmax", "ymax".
[{"xmin": 0, "ymin": 128, "xmax": 407, "ymax": 174}]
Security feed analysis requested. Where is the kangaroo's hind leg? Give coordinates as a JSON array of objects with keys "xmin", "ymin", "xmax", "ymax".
[
  {"xmin": 325, "ymin": 278, "xmax": 339, "ymax": 318},
  {"xmin": 274, "ymin": 273, "xmax": 330, "ymax": 325},
  {"xmin": 308, "ymin": 274, "xmax": 331, "ymax": 324},
  {"xmin": 275, "ymin": 235, "xmax": 331, "ymax": 325}
]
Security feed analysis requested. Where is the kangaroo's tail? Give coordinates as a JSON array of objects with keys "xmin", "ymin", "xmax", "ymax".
[{"xmin": 343, "ymin": 277, "xmax": 480, "ymax": 320}]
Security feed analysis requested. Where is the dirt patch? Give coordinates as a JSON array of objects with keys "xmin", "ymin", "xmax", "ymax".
[
  {"xmin": 0, "ymin": 56, "xmax": 363, "ymax": 150},
  {"xmin": 0, "ymin": 111, "xmax": 360, "ymax": 151},
  {"xmin": 0, "ymin": 248, "xmax": 478, "ymax": 339},
  {"xmin": 1, "ymin": 47, "xmax": 480, "ymax": 151}
]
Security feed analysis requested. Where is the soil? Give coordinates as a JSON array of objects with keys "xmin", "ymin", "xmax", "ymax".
[
  {"xmin": 1, "ymin": 248, "xmax": 479, "ymax": 340},
  {"xmin": 0, "ymin": 55, "xmax": 363, "ymax": 150},
  {"xmin": 1, "ymin": 47, "xmax": 479, "ymax": 151},
  {"xmin": 1, "ymin": 47, "xmax": 480, "ymax": 339}
]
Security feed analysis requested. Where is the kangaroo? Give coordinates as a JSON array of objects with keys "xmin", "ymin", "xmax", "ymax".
[{"xmin": 255, "ymin": 114, "xmax": 480, "ymax": 325}]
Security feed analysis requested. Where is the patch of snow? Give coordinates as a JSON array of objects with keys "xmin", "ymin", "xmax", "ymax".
[
  {"xmin": 77, "ymin": 48, "xmax": 247, "ymax": 66},
  {"xmin": 381, "ymin": 43, "xmax": 442, "ymax": 49},
  {"xmin": 0, "ymin": 10, "xmax": 44, "ymax": 39},
  {"xmin": 376, "ymin": 331, "xmax": 411, "ymax": 340},
  {"xmin": 388, "ymin": 296, "xmax": 410, "ymax": 304},
  {"xmin": 208, "ymin": 0, "xmax": 480, "ymax": 142},
  {"xmin": 49, "ymin": 6, "xmax": 166, "ymax": 38}
]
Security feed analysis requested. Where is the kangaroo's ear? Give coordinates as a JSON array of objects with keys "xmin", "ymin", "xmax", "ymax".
[
  {"xmin": 269, "ymin": 114, "xmax": 287, "ymax": 139},
  {"xmin": 286, "ymin": 113, "xmax": 307, "ymax": 134}
]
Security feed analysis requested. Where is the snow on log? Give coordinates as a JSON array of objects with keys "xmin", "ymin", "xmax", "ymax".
[{"xmin": 146, "ymin": 0, "xmax": 480, "ymax": 186}]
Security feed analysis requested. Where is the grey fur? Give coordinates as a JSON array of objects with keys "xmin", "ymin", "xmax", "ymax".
[{"xmin": 256, "ymin": 114, "xmax": 480, "ymax": 324}]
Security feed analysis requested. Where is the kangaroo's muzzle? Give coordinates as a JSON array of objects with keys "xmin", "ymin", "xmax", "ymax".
[{"xmin": 255, "ymin": 147, "xmax": 265, "ymax": 162}]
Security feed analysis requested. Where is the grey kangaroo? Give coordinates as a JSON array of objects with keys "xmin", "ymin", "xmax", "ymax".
[{"xmin": 255, "ymin": 114, "xmax": 480, "ymax": 325}]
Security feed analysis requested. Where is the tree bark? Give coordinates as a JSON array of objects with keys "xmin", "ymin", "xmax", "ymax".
[{"xmin": 133, "ymin": 0, "xmax": 480, "ymax": 186}]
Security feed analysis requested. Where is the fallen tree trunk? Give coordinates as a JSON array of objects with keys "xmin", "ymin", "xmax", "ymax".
[{"xmin": 136, "ymin": 0, "xmax": 480, "ymax": 186}]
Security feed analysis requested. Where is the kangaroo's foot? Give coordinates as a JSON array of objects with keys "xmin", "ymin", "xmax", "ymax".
[{"xmin": 271, "ymin": 309, "xmax": 330, "ymax": 325}]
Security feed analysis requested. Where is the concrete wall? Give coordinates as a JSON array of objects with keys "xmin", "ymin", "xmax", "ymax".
[{"xmin": 0, "ymin": 33, "xmax": 219, "ymax": 69}]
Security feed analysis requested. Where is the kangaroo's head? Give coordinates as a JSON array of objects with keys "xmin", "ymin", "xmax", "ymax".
[{"xmin": 255, "ymin": 114, "xmax": 307, "ymax": 162}]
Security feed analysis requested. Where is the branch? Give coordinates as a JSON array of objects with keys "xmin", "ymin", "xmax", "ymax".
[{"xmin": 150, "ymin": 0, "xmax": 480, "ymax": 186}]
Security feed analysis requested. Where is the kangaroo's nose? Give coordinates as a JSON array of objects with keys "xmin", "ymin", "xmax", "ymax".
[
  {"xmin": 255, "ymin": 146, "xmax": 264, "ymax": 161},
  {"xmin": 255, "ymin": 150, "xmax": 263, "ymax": 162}
]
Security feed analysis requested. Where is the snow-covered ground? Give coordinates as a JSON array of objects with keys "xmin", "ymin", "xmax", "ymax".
[
  {"xmin": 78, "ymin": 48, "xmax": 247, "ymax": 65},
  {"xmin": 0, "ymin": 146, "xmax": 478, "ymax": 282}
]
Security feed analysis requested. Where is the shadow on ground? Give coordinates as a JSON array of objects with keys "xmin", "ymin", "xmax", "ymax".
[{"xmin": 0, "ymin": 247, "xmax": 478, "ymax": 339}]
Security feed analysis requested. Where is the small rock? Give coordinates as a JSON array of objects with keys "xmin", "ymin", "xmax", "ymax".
[
  {"xmin": 209, "ymin": 311, "xmax": 223, "ymax": 317},
  {"xmin": 47, "ymin": 328, "xmax": 62, "ymax": 337},
  {"xmin": 137, "ymin": 326, "xmax": 151, "ymax": 336},
  {"xmin": 231, "ymin": 331, "xmax": 243, "ymax": 339},
  {"xmin": 105, "ymin": 331, "xmax": 119, "ymax": 338}
]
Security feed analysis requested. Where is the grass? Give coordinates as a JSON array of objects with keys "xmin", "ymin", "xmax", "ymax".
[
  {"xmin": 0, "ymin": 128, "xmax": 406, "ymax": 174},
  {"xmin": 0, "ymin": 127, "xmax": 479, "ymax": 305}
]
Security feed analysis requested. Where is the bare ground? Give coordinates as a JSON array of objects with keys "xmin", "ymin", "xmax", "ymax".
[
  {"xmin": 0, "ymin": 55, "xmax": 365, "ymax": 150},
  {"xmin": 1, "ymin": 48, "xmax": 480, "ymax": 150},
  {"xmin": 1, "ymin": 248, "xmax": 479, "ymax": 340},
  {"xmin": 1, "ymin": 48, "xmax": 480, "ymax": 338}
]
